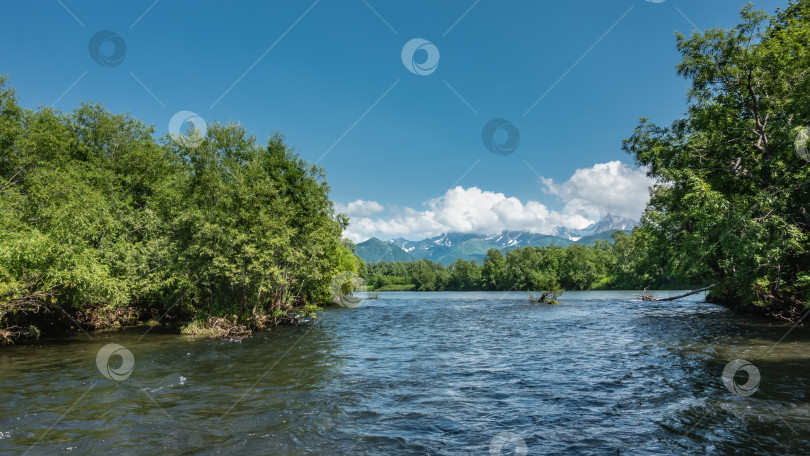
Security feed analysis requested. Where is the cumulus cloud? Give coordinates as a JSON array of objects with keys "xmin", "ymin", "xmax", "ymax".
[
  {"xmin": 341, "ymin": 187, "xmax": 562, "ymax": 243},
  {"xmin": 541, "ymin": 161, "xmax": 655, "ymax": 220},
  {"xmin": 339, "ymin": 161, "xmax": 656, "ymax": 243}
]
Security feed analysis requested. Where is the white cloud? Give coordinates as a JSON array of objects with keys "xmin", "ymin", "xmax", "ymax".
[
  {"xmin": 541, "ymin": 161, "xmax": 654, "ymax": 220},
  {"xmin": 340, "ymin": 161, "xmax": 655, "ymax": 243},
  {"xmin": 334, "ymin": 199, "xmax": 385, "ymax": 217},
  {"xmin": 341, "ymin": 187, "xmax": 562, "ymax": 243}
]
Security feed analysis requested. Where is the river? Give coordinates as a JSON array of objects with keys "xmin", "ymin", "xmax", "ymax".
[{"xmin": 2, "ymin": 291, "xmax": 809, "ymax": 455}]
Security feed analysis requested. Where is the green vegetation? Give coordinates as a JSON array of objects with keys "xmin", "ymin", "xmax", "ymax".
[
  {"xmin": 364, "ymin": 231, "xmax": 690, "ymax": 293},
  {"xmin": 0, "ymin": 76, "xmax": 361, "ymax": 342},
  {"xmin": 624, "ymin": 1, "xmax": 810, "ymax": 320}
]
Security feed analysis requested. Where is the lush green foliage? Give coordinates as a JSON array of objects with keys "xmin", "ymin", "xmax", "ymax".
[
  {"xmin": 623, "ymin": 1, "xmax": 810, "ymax": 319},
  {"xmin": 364, "ymin": 231, "xmax": 694, "ymax": 293},
  {"xmin": 0, "ymin": 77, "xmax": 360, "ymax": 341}
]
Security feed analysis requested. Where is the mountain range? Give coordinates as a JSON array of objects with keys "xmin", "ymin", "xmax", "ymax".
[{"xmin": 355, "ymin": 214, "xmax": 638, "ymax": 264}]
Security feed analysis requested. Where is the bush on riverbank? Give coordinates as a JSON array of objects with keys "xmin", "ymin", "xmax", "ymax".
[{"xmin": 0, "ymin": 77, "xmax": 361, "ymax": 343}]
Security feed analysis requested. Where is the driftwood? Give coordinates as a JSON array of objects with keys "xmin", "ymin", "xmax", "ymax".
[
  {"xmin": 528, "ymin": 290, "xmax": 561, "ymax": 305},
  {"xmin": 528, "ymin": 292, "xmax": 549, "ymax": 303},
  {"xmin": 636, "ymin": 284, "xmax": 716, "ymax": 302}
]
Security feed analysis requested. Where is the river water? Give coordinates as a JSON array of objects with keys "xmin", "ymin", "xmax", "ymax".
[{"xmin": 2, "ymin": 291, "xmax": 809, "ymax": 455}]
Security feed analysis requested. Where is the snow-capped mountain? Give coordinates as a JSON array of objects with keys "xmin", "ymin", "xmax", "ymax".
[
  {"xmin": 363, "ymin": 214, "xmax": 638, "ymax": 265},
  {"xmin": 553, "ymin": 214, "xmax": 638, "ymax": 241}
]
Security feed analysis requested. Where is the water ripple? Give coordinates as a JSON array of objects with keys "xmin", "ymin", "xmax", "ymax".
[{"xmin": 1, "ymin": 291, "xmax": 810, "ymax": 455}]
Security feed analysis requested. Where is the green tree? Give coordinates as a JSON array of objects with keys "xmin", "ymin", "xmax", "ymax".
[
  {"xmin": 560, "ymin": 244, "xmax": 604, "ymax": 290},
  {"xmin": 410, "ymin": 259, "xmax": 439, "ymax": 291},
  {"xmin": 481, "ymin": 249, "xmax": 506, "ymax": 290},
  {"xmin": 447, "ymin": 259, "xmax": 482, "ymax": 290},
  {"xmin": 0, "ymin": 76, "xmax": 360, "ymax": 341},
  {"xmin": 623, "ymin": 1, "xmax": 810, "ymax": 318}
]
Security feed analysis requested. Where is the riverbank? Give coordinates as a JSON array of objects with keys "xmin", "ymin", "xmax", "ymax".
[
  {"xmin": 0, "ymin": 301, "xmax": 320, "ymax": 345},
  {"xmin": 3, "ymin": 285, "xmax": 786, "ymax": 345}
]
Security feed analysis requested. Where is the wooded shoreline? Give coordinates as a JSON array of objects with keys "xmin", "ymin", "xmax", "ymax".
[
  {"xmin": 0, "ymin": 76, "xmax": 363, "ymax": 345},
  {"xmin": 3, "ymin": 1, "xmax": 810, "ymax": 343}
]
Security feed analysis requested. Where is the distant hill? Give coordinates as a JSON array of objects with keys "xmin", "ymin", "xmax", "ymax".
[
  {"xmin": 385, "ymin": 232, "xmax": 572, "ymax": 264},
  {"xmin": 356, "ymin": 230, "xmax": 631, "ymax": 265},
  {"xmin": 354, "ymin": 214, "xmax": 638, "ymax": 265},
  {"xmin": 355, "ymin": 237, "xmax": 415, "ymax": 263}
]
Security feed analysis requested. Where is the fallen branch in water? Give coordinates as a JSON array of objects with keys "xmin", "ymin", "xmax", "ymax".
[
  {"xmin": 528, "ymin": 290, "xmax": 562, "ymax": 305},
  {"xmin": 636, "ymin": 284, "xmax": 716, "ymax": 302}
]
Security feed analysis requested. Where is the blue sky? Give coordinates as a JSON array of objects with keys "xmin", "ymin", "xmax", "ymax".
[{"xmin": 0, "ymin": 0, "xmax": 785, "ymax": 241}]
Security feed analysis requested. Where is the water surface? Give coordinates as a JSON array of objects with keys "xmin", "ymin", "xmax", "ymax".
[{"xmin": 2, "ymin": 291, "xmax": 809, "ymax": 455}]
